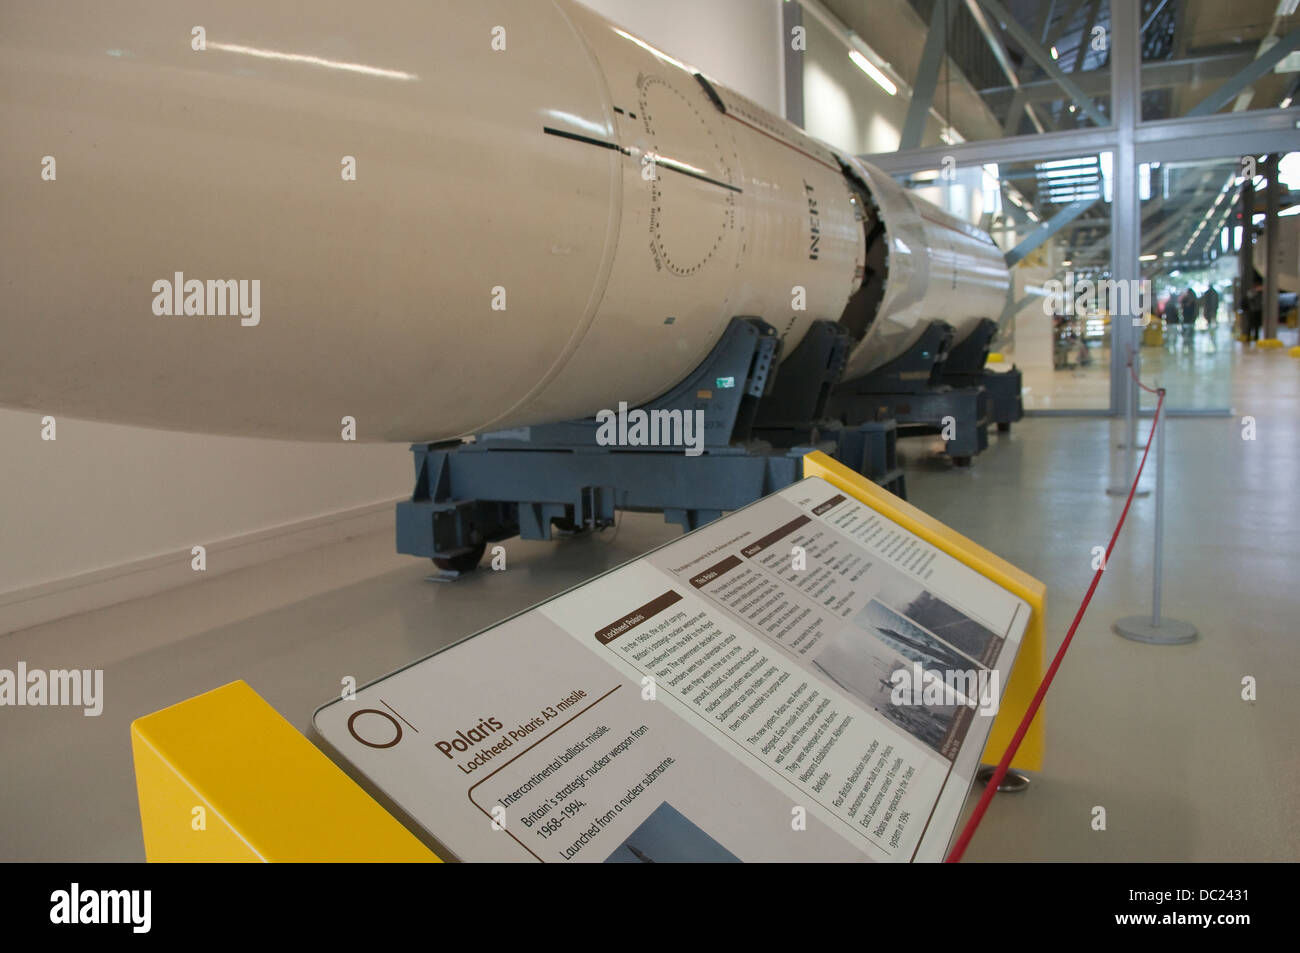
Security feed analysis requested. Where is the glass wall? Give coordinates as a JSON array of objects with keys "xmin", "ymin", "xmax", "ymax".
[
  {"xmin": 1134, "ymin": 151, "xmax": 1300, "ymax": 411},
  {"xmin": 1134, "ymin": 156, "xmax": 1240, "ymax": 410},
  {"xmin": 897, "ymin": 153, "xmax": 1115, "ymax": 410}
]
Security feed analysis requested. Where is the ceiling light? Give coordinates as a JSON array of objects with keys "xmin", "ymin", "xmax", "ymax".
[{"xmin": 849, "ymin": 50, "xmax": 897, "ymax": 95}]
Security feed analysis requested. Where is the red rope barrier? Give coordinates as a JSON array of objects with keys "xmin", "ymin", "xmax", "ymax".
[
  {"xmin": 945, "ymin": 383, "xmax": 1166, "ymax": 863},
  {"xmin": 1127, "ymin": 348, "xmax": 1161, "ymax": 395}
]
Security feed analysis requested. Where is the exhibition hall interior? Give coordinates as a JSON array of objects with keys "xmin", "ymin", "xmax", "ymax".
[{"xmin": 1, "ymin": 0, "xmax": 1297, "ymax": 872}]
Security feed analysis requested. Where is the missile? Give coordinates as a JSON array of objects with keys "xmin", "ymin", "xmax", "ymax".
[{"xmin": 1, "ymin": 0, "xmax": 1008, "ymax": 443}]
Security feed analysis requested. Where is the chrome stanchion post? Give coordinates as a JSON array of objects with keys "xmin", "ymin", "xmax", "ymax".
[
  {"xmin": 1151, "ymin": 386, "xmax": 1165, "ymax": 627},
  {"xmin": 1127, "ymin": 373, "xmax": 1138, "ymax": 459},
  {"xmin": 1115, "ymin": 388, "xmax": 1197, "ymax": 644},
  {"xmin": 1109, "ymin": 357, "xmax": 1149, "ymax": 496}
]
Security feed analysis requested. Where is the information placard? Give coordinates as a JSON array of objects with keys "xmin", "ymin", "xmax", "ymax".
[{"xmin": 314, "ymin": 476, "xmax": 1029, "ymax": 862}]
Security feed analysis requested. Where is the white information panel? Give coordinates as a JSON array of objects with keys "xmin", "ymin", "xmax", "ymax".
[{"xmin": 314, "ymin": 476, "xmax": 1029, "ymax": 862}]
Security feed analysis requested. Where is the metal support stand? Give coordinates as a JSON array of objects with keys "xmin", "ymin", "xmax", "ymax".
[
  {"xmin": 395, "ymin": 317, "xmax": 906, "ymax": 577},
  {"xmin": 1115, "ymin": 388, "xmax": 1198, "ymax": 644},
  {"xmin": 940, "ymin": 318, "xmax": 997, "ymax": 386},
  {"xmin": 828, "ymin": 320, "xmax": 993, "ymax": 466},
  {"xmin": 833, "ymin": 421, "xmax": 907, "ymax": 498},
  {"xmin": 939, "ymin": 317, "xmax": 1023, "ymax": 433},
  {"xmin": 982, "ymin": 366, "xmax": 1023, "ymax": 433}
]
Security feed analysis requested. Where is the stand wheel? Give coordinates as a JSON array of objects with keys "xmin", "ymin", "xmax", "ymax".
[
  {"xmin": 952, "ymin": 456, "xmax": 972, "ymax": 467},
  {"xmin": 551, "ymin": 517, "xmax": 589, "ymax": 535},
  {"xmin": 432, "ymin": 541, "xmax": 487, "ymax": 574},
  {"xmin": 997, "ymin": 422, "xmax": 1011, "ymax": 433}
]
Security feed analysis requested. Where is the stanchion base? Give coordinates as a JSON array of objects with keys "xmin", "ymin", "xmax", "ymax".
[
  {"xmin": 975, "ymin": 765, "xmax": 1030, "ymax": 793},
  {"xmin": 1106, "ymin": 485, "xmax": 1151, "ymax": 497},
  {"xmin": 1114, "ymin": 616, "xmax": 1198, "ymax": 644}
]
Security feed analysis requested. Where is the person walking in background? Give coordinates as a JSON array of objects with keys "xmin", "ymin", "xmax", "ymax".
[
  {"xmin": 1161, "ymin": 294, "xmax": 1178, "ymax": 349},
  {"xmin": 1245, "ymin": 271, "xmax": 1264, "ymax": 343},
  {"xmin": 1202, "ymin": 284, "xmax": 1219, "ymax": 328},
  {"xmin": 1179, "ymin": 286, "xmax": 1197, "ymax": 350},
  {"xmin": 1200, "ymin": 283, "xmax": 1219, "ymax": 352}
]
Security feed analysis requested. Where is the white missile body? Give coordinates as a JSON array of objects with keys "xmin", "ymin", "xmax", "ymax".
[{"xmin": 0, "ymin": 0, "xmax": 1009, "ymax": 442}]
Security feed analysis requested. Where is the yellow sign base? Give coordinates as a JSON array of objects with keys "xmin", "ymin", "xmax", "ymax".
[{"xmin": 131, "ymin": 680, "xmax": 438, "ymax": 862}]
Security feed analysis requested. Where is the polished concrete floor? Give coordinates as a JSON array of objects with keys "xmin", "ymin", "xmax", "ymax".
[
  {"xmin": 1019, "ymin": 320, "xmax": 1252, "ymax": 413},
  {"xmin": 2, "ymin": 337, "xmax": 1297, "ymax": 862}
]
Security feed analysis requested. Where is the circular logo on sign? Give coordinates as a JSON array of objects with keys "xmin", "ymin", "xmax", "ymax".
[{"xmin": 347, "ymin": 708, "xmax": 403, "ymax": 749}]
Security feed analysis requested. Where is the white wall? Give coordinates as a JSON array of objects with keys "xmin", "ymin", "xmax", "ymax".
[
  {"xmin": 577, "ymin": 0, "xmax": 785, "ymax": 114},
  {"xmin": 801, "ymin": 15, "xmax": 941, "ymax": 156},
  {"xmin": 0, "ymin": 409, "xmax": 411, "ymax": 596}
]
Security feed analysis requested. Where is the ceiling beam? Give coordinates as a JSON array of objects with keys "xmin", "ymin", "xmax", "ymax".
[
  {"xmin": 900, "ymin": 0, "xmax": 959, "ymax": 149},
  {"xmin": 1187, "ymin": 26, "xmax": 1300, "ymax": 117},
  {"xmin": 974, "ymin": 0, "xmax": 1109, "ymax": 127},
  {"xmin": 861, "ymin": 108, "xmax": 1300, "ymax": 174},
  {"xmin": 979, "ymin": 53, "xmax": 1254, "ymax": 104},
  {"xmin": 1006, "ymin": 196, "xmax": 1099, "ymax": 265}
]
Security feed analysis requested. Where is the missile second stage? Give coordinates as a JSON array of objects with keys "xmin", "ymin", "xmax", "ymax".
[{"xmin": 0, "ymin": 0, "xmax": 1009, "ymax": 443}]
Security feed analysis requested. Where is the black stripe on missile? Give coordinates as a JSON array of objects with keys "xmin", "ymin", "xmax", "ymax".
[
  {"xmin": 542, "ymin": 126, "xmax": 631, "ymax": 155},
  {"xmin": 542, "ymin": 125, "xmax": 742, "ymax": 194},
  {"xmin": 694, "ymin": 73, "xmax": 727, "ymax": 113},
  {"xmin": 653, "ymin": 158, "xmax": 742, "ymax": 193}
]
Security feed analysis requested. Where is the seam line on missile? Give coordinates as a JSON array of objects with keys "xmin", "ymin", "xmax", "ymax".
[{"xmin": 721, "ymin": 112, "xmax": 841, "ymax": 173}]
